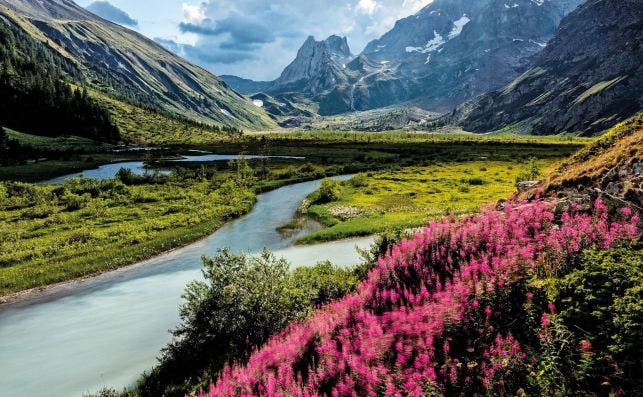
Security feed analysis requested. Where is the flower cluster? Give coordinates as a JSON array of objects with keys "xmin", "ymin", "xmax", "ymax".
[{"xmin": 204, "ymin": 199, "xmax": 638, "ymax": 397}]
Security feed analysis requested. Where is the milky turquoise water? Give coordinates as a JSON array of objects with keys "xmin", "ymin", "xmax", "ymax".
[{"xmin": 0, "ymin": 176, "xmax": 372, "ymax": 396}]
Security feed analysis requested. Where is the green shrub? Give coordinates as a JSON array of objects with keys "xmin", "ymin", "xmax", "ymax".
[
  {"xmin": 516, "ymin": 158, "xmax": 542, "ymax": 185},
  {"xmin": 22, "ymin": 205, "xmax": 54, "ymax": 219},
  {"xmin": 66, "ymin": 231, "xmax": 94, "ymax": 245},
  {"xmin": 138, "ymin": 249, "xmax": 362, "ymax": 397},
  {"xmin": 466, "ymin": 177, "xmax": 486, "ymax": 185},
  {"xmin": 62, "ymin": 193, "xmax": 88, "ymax": 211},
  {"xmin": 349, "ymin": 173, "xmax": 369, "ymax": 188},
  {"xmin": 292, "ymin": 261, "xmax": 360, "ymax": 306},
  {"xmin": 315, "ymin": 178, "xmax": 343, "ymax": 204},
  {"xmin": 552, "ymin": 249, "xmax": 643, "ymax": 394}
]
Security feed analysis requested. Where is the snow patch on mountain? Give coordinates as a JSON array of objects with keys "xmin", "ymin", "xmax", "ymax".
[
  {"xmin": 405, "ymin": 30, "xmax": 445, "ymax": 54},
  {"xmin": 405, "ymin": 15, "xmax": 470, "ymax": 56},
  {"xmin": 448, "ymin": 15, "xmax": 470, "ymax": 39}
]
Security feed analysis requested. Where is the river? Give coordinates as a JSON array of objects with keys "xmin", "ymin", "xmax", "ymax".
[
  {"xmin": 40, "ymin": 153, "xmax": 305, "ymax": 184},
  {"xmin": 0, "ymin": 176, "xmax": 372, "ymax": 396}
]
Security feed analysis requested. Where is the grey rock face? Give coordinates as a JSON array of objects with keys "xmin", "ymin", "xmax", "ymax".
[
  {"xmin": 518, "ymin": 180, "xmax": 540, "ymax": 192},
  {"xmin": 270, "ymin": 35, "xmax": 352, "ymax": 95},
  {"xmin": 453, "ymin": 0, "xmax": 643, "ymax": 135}
]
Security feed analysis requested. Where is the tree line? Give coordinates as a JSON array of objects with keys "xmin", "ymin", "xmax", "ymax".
[{"xmin": 0, "ymin": 21, "xmax": 120, "ymax": 143}]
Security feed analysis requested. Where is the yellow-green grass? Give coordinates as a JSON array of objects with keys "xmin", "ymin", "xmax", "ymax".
[
  {"xmin": 4, "ymin": 128, "xmax": 113, "ymax": 152},
  {"xmin": 0, "ymin": 177, "xmax": 254, "ymax": 296},
  {"xmin": 541, "ymin": 112, "xmax": 642, "ymax": 197},
  {"xmin": 260, "ymin": 130, "xmax": 594, "ymax": 146},
  {"xmin": 0, "ymin": 160, "xmax": 350, "ymax": 297},
  {"xmin": 298, "ymin": 160, "xmax": 560, "ymax": 243},
  {"xmin": 89, "ymin": 89, "xmax": 239, "ymax": 145}
]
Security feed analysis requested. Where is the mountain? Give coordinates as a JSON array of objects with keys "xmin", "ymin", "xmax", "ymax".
[
  {"xmin": 269, "ymin": 35, "xmax": 352, "ymax": 96},
  {"xmin": 0, "ymin": 20, "xmax": 120, "ymax": 143},
  {"xmin": 222, "ymin": 0, "xmax": 583, "ymax": 117},
  {"xmin": 356, "ymin": 0, "xmax": 584, "ymax": 112},
  {"xmin": 219, "ymin": 75, "xmax": 272, "ymax": 95},
  {"xmin": 223, "ymin": 35, "xmax": 355, "ymax": 116},
  {"xmin": 0, "ymin": 0, "xmax": 274, "ymax": 130},
  {"xmin": 452, "ymin": 0, "xmax": 643, "ymax": 135}
]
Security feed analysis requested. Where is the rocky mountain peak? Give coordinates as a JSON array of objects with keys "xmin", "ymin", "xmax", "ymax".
[
  {"xmin": 223, "ymin": 0, "xmax": 587, "ymax": 118},
  {"xmin": 324, "ymin": 35, "xmax": 351, "ymax": 59},
  {"xmin": 269, "ymin": 35, "xmax": 353, "ymax": 94}
]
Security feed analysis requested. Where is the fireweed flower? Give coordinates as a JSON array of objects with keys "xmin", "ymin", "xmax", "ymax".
[{"xmin": 204, "ymin": 200, "xmax": 638, "ymax": 396}]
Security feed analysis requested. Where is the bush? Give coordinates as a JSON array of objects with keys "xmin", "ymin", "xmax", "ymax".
[
  {"xmin": 22, "ymin": 205, "xmax": 54, "ymax": 219},
  {"xmin": 553, "ymin": 249, "xmax": 643, "ymax": 394},
  {"xmin": 292, "ymin": 262, "xmax": 360, "ymax": 307},
  {"xmin": 314, "ymin": 178, "xmax": 343, "ymax": 204},
  {"xmin": 349, "ymin": 173, "xmax": 369, "ymax": 188},
  {"xmin": 138, "ymin": 249, "xmax": 363, "ymax": 397},
  {"xmin": 466, "ymin": 177, "xmax": 485, "ymax": 185},
  {"xmin": 117, "ymin": 168, "xmax": 168, "ymax": 185},
  {"xmin": 61, "ymin": 193, "xmax": 88, "ymax": 211},
  {"xmin": 516, "ymin": 157, "xmax": 542, "ymax": 185}
]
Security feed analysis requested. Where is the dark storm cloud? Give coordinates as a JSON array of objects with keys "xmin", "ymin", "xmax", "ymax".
[{"xmin": 179, "ymin": 13, "xmax": 276, "ymax": 45}]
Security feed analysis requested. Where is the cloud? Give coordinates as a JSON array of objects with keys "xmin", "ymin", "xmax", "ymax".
[
  {"xmin": 155, "ymin": 37, "xmax": 256, "ymax": 64},
  {"xmin": 356, "ymin": 0, "xmax": 379, "ymax": 15},
  {"xmin": 160, "ymin": 0, "xmax": 434, "ymax": 80},
  {"xmin": 155, "ymin": 37, "xmax": 182, "ymax": 53},
  {"xmin": 182, "ymin": 3, "xmax": 206, "ymax": 24},
  {"xmin": 86, "ymin": 1, "xmax": 138, "ymax": 27},
  {"xmin": 179, "ymin": 13, "xmax": 275, "ymax": 44}
]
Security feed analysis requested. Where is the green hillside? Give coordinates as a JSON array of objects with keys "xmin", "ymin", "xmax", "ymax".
[{"xmin": 0, "ymin": 0, "xmax": 276, "ymax": 133}]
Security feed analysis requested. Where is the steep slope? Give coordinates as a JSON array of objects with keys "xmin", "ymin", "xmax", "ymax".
[
  {"xmin": 355, "ymin": 0, "xmax": 583, "ymax": 112},
  {"xmin": 542, "ymin": 112, "xmax": 642, "ymax": 206},
  {"xmin": 0, "ymin": 0, "xmax": 275, "ymax": 130},
  {"xmin": 0, "ymin": 19, "xmax": 119, "ymax": 143},
  {"xmin": 223, "ymin": 35, "xmax": 356, "ymax": 116},
  {"xmin": 453, "ymin": 0, "xmax": 642, "ymax": 135},
  {"xmin": 270, "ymin": 35, "xmax": 352, "ymax": 95},
  {"xmin": 268, "ymin": 35, "xmax": 355, "ymax": 115}
]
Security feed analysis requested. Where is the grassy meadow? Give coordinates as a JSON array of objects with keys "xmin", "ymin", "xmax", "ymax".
[
  {"xmin": 0, "ymin": 159, "xmax": 347, "ymax": 296},
  {"xmin": 297, "ymin": 158, "xmax": 558, "ymax": 243},
  {"xmin": 0, "ymin": 129, "xmax": 591, "ymax": 297}
]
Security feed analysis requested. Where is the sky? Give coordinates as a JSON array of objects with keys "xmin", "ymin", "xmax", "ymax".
[{"xmin": 77, "ymin": 0, "xmax": 434, "ymax": 80}]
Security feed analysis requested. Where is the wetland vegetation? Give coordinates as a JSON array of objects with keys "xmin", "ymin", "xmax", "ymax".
[{"xmin": 0, "ymin": 130, "xmax": 589, "ymax": 297}]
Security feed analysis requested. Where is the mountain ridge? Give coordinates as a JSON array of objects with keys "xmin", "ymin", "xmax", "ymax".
[
  {"xmin": 452, "ymin": 0, "xmax": 643, "ymax": 135},
  {"xmin": 223, "ymin": 0, "xmax": 583, "ymax": 117},
  {"xmin": 0, "ymin": 0, "xmax": 275, "ymax": 130}
]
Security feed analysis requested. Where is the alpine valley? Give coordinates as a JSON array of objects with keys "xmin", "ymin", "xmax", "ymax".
[{"xmin": 0, "ymin": 1, "xmax": 641, "ymax": 397}]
